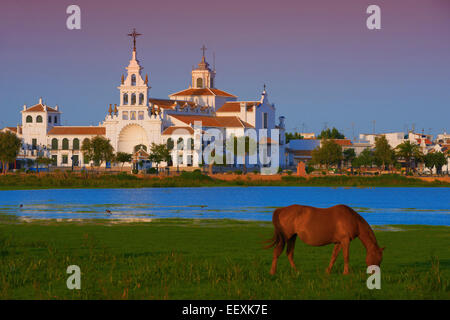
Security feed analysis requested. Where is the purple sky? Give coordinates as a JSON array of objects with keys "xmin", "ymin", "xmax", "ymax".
[{"xmin": 1, "ymin": 0, "xmax": 449, "ymax": 138}]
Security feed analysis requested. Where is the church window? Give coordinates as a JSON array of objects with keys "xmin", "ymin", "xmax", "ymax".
[
  {"xmin": 73, "ymin": 138, "xmax": 80, "ymax": 150},
  {"xmin": 131, "ymin": 93, "xmax": 136, "ymax": 105},
  {"xmin": 167, "ymin": 138, "xmax": 174, "ymax": 151},
  {"xmin": 123, "ymin": 93, "xmax": 129, "ymax": 105},
  {"xmin": 177, "ymin": 137, "xmax": 184, "ymax": 150},
  {"xmin": 131, "ymin": 74, "xmax": 136, "ymax": 86},
  {"xmin": 51, "ymin": 155, "xmax": 57, "ymax": 165},
  {"xmin": 178, "ymin": 154, "xmax": 183, "ymax": 164},
  {"xmin": 36, "ymin": 115, "xmax": 43, "ymax": 123},
  {"xmin": 196, "ymin": 78, "xmax": 203, "ymax": 88},
  {"xmin": 62, "ymin": 138, "xmax": 69, "ymax": 150},
  {"xmin": 26, "ymin": 115, "xmax": 33, "ymax": 123},
  {"xmin": 62, "ymin": 155, "xmax": 68, "ymax": 164},
  {"xmin": 51, "ymin": 138, "xmax": 58, "ymax": 150},
  {"xmin": 210, "ymin": 78, "xmax": 214, "ymax": 88},
  {"xmin": 139, "ymin": 93, "xmax": 144, "ymax": 105},
  {"xmin": 54, "ymin": 116, "xmax": 58, "ymax": 123},
  {"xmin": 48, "ymin": 116, "xmax": 52, "ymax": 123},
  {"xmin": 263, "ymin": 113, "xmax": 268, "ymax": 129},
  {"xmin": 138, "ymin": 111, "xmax": 144, "ymax": 120},
  {"xmin": 32, "ymin": 139, "xmax": 37, "ymax": 150},
  {"xmin": 187, "ymin": 138, "xmax": 194, "ymax": 150},
  {"xmin": 122, "ymin": 111, "xmax": 128, "ymax": 120},
  {"xmin": 130, "ymin": 111, "xmax": 136, "ymax": 120}
]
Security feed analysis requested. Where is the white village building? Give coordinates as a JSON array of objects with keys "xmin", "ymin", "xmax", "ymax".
[{"xmin": 2, "ymin": 30, "xmax": 286, "ymax": 171}]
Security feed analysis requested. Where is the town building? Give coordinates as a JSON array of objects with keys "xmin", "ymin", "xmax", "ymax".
[{"xmin": 2, "ymin": 30, "xmax": 286, "ymax": 171}]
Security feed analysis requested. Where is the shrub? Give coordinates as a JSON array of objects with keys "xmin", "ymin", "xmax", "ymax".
[
  {"xmin": 235, "ymin": 170, "xmax": 242, "ymax": 175},
  {"xmin": 147, "ymin": 168, "xmax": 157, "ymax": 174}
]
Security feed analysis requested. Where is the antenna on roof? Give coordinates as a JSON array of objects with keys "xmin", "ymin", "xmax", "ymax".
[{"xmin": 213, "ymin": 51, "xmax": 216, "ymax": 72}]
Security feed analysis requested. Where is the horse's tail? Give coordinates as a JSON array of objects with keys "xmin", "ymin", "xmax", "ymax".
[{"xmin": 264, "ymin": 208, "xmax": 285, "ymax": 249}]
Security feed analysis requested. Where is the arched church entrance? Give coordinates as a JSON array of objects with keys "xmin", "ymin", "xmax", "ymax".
[{"xmin": 118, "ymin": 124, "xmax": 149, "ymax": 153}]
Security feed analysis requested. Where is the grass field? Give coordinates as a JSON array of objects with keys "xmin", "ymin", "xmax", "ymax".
[
  {"xmin": 0, "ymin": 171, "xmax": 449, "ymax": 190},
  {"xmin": 0, "ymin": 218, "xmax": 448, "ymax": 299}
]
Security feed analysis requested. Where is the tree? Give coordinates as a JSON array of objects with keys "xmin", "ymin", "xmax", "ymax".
[
  {"xmin": 311, "ymin": 139, "xmax": 343, "ymax": 171},
  {"xmin": 317, "ymin": 127, "xmax": 345, "ymax": 140},
  {"xmin": 424, "ymin": 152, "xmax": 447, "ymax": 175},
  {"xmin": 228, "ymin": 135, "xmax": 257, "ymax": 174},
  {"xmin": 148, "ymin": 143, "xmax": 171, "ymax": 170},
  {"xmin": 285, "ymin": 132, "xmax": 303, "ymax": 143},
  {"xmin": 373, "ymin": 136, "xmax": 393, "ymax": 171},
  {"xmin": 395, "ymin": 141, "xmax": 422, "ymax": 173},
  {"xmin": 433, "ymin": 152, "xmax": 447, "ymax": 175},
  {"xmin": 0, "ymin": 131, "xmax": 22, "ymax": 174},
  {"xmin": 343, "ymin": 148, "xmax": 356, "ymax": 168},
  {"xmin": 36, "ymin": 157, "xmax": 53, "ymax": 172},
  {"xmin": 116, "ymin": 152, "xmax": 132, "ymax": 169},
  {"xmin": 358, "ymin": 148, "xmax": 374, "ymax": 169},
  {"xmin": 81, "ymin": 136, "xmax": 114, "ymax": 169}
]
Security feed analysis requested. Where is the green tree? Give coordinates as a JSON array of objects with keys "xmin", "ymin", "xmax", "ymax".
[
  {"xmin": 116, "ymin": 152, "xmax": 132, "ymax": 169},
  {"xmin": 317, "ymin": 127, "xmax": 345, "ymax": 140},
  {"xmin": 228, "ymin": 135, "xmax": 257, "ymax": 174},
  {"xmin": 373, "ymin": 136, "xmax": 393, "ymax": 170},
  {"xmin": 311, "ymin": 139, "xmax": 343, "ymax": 171},
  {"xmin": 0, "ymin": 131, "xmax": 22, "ymax": 174},
  {"xmin": 148, "ymin": 143, "xmax": 171, "ymax": 171},
  {"xmin": 81, "ymin": 136, "xmax": 114, "ymax": 169},
  {"xmin": 36, "ymin": 157, "xmax": 53, "ymax": 172},
  {"xmin": 343, "ymin": 148, "xmax": 356, "ymax": 168},
  {"xmin": 285, "ymin": 132, "xmax": 304, "ymax": 143},
  {"xmin": 424, "ymin": 152, "xmax": 447, "ymax": 175},
  {"xmin": 395, "ymin": 141, "xmax": 422, "ymax": 173},
  {"xmin": 358, "ymin": 148, "xmax": 374, "ymax": 169}
]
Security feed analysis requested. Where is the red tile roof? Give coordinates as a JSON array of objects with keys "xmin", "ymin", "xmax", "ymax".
[
  {"xmin": 162, "ymin": 126, "xmax": 194, "ymax": 135},
  {"xmin": 169, "ymin": 87, "xmax": 236, "ymax": 98},
  {"xmin": 170, "ymin": 114, "xmax": 253, "ymax": 128},
  {"xmin": 332, "ymin": 139, "xmax": 352, "ymax": 146},
  {"xmin": 47, "ymin": 126, "xmax": 106, "ymax": 135},
  {"xmin": 149, "ymin": 98, "xmax": 196, "ymax": 110},
  {"xmin": 25, "ymin": 104, "xmax": 59, "ymax": 113},
  {"xmin": 417, "ymin": 139, "xmax": 432, "ymax": 145},
  {"xmin": 216, "ymin": 101, "xmax": 259, "ymax": 113}
]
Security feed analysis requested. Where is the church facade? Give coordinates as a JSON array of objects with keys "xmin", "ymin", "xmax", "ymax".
[{"xmin": 3, "ymin": 31, "xmax": 286, "ymax": 170}]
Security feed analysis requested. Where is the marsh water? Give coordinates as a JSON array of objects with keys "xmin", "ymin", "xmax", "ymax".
[{"xmin": 0, "ymin": 187, "xmax": 449, "ymax": 226}]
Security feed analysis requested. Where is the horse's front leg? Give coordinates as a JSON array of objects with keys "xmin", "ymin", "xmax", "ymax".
[
  {"xmin": 326, "ymin": 243, "xmax": 341, "ymax": 274},
  {"xmin": 341, "ymin": 240, "xmax": 350, "ymax": 275}
]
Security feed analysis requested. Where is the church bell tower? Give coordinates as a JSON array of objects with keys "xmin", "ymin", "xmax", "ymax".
[
  {"xmin": 191, "ymin": 45, "xmax": 215, "ymax": 89},
  {"xmin": 118, "ymin": 28, "xmax": 149, "ymax": 107}
]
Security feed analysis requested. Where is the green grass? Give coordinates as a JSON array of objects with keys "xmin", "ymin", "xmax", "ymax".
[
  {"xmin": 0, "ymin": 172, "xmax": 449, "ymax": 190},
  {"xmin": 0, "ymin": 219, "xmax": 448, "ymax": 299}
]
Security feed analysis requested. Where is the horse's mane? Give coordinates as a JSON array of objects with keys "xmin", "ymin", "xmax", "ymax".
[{"xmin": 346, "ymin": 206, "xmax": 379, "ymax": 248}]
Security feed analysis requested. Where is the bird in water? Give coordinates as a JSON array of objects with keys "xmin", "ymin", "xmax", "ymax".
[
  {"xmin": 105, "ymin": 209, "xmax": 112, "ymax": 215},
  {"xmin": 19, "ymin": 204, "xmax": 23, "ymax": 208}
]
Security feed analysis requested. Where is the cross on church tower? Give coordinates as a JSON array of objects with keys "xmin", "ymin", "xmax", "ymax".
[
  {"xmin": 128, "ymin": 28, "xmax": 142, "ymax": 51},
  {"xmin": 201, "ymin": 45, "xmax": 207, "ymax": 58}
]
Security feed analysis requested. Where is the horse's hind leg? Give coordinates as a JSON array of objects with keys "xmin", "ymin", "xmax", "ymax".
[
  {"xmin": 326, "ymin": 243, "xmax": 341, "ymax": 274},
  {"xmin": 270, "ymin": 239, "xmax": 285, "ymax": 275},
  {"xmin": 286, "ymin": 235, "xmax": 298, "ymax": 271}
]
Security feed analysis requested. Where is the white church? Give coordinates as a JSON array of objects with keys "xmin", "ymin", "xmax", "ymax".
[{"xmin": 3, "ymin": 29, "xmax": 286, "ymax": 170}]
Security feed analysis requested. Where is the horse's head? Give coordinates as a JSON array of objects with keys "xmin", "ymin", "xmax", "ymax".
[{"xmin": 366, "ymin": 247, "xmax": 385, "ymax": 266}]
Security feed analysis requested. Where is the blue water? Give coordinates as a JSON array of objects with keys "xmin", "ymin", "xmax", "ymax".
[{"xmin": 0, "ymin": 187, "xmax": 449, "ymax": 226}]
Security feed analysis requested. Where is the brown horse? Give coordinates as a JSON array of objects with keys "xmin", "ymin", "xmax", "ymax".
[{"xmin": 266, "ymin": 204, "xmax": 384, "ymax": 275}]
